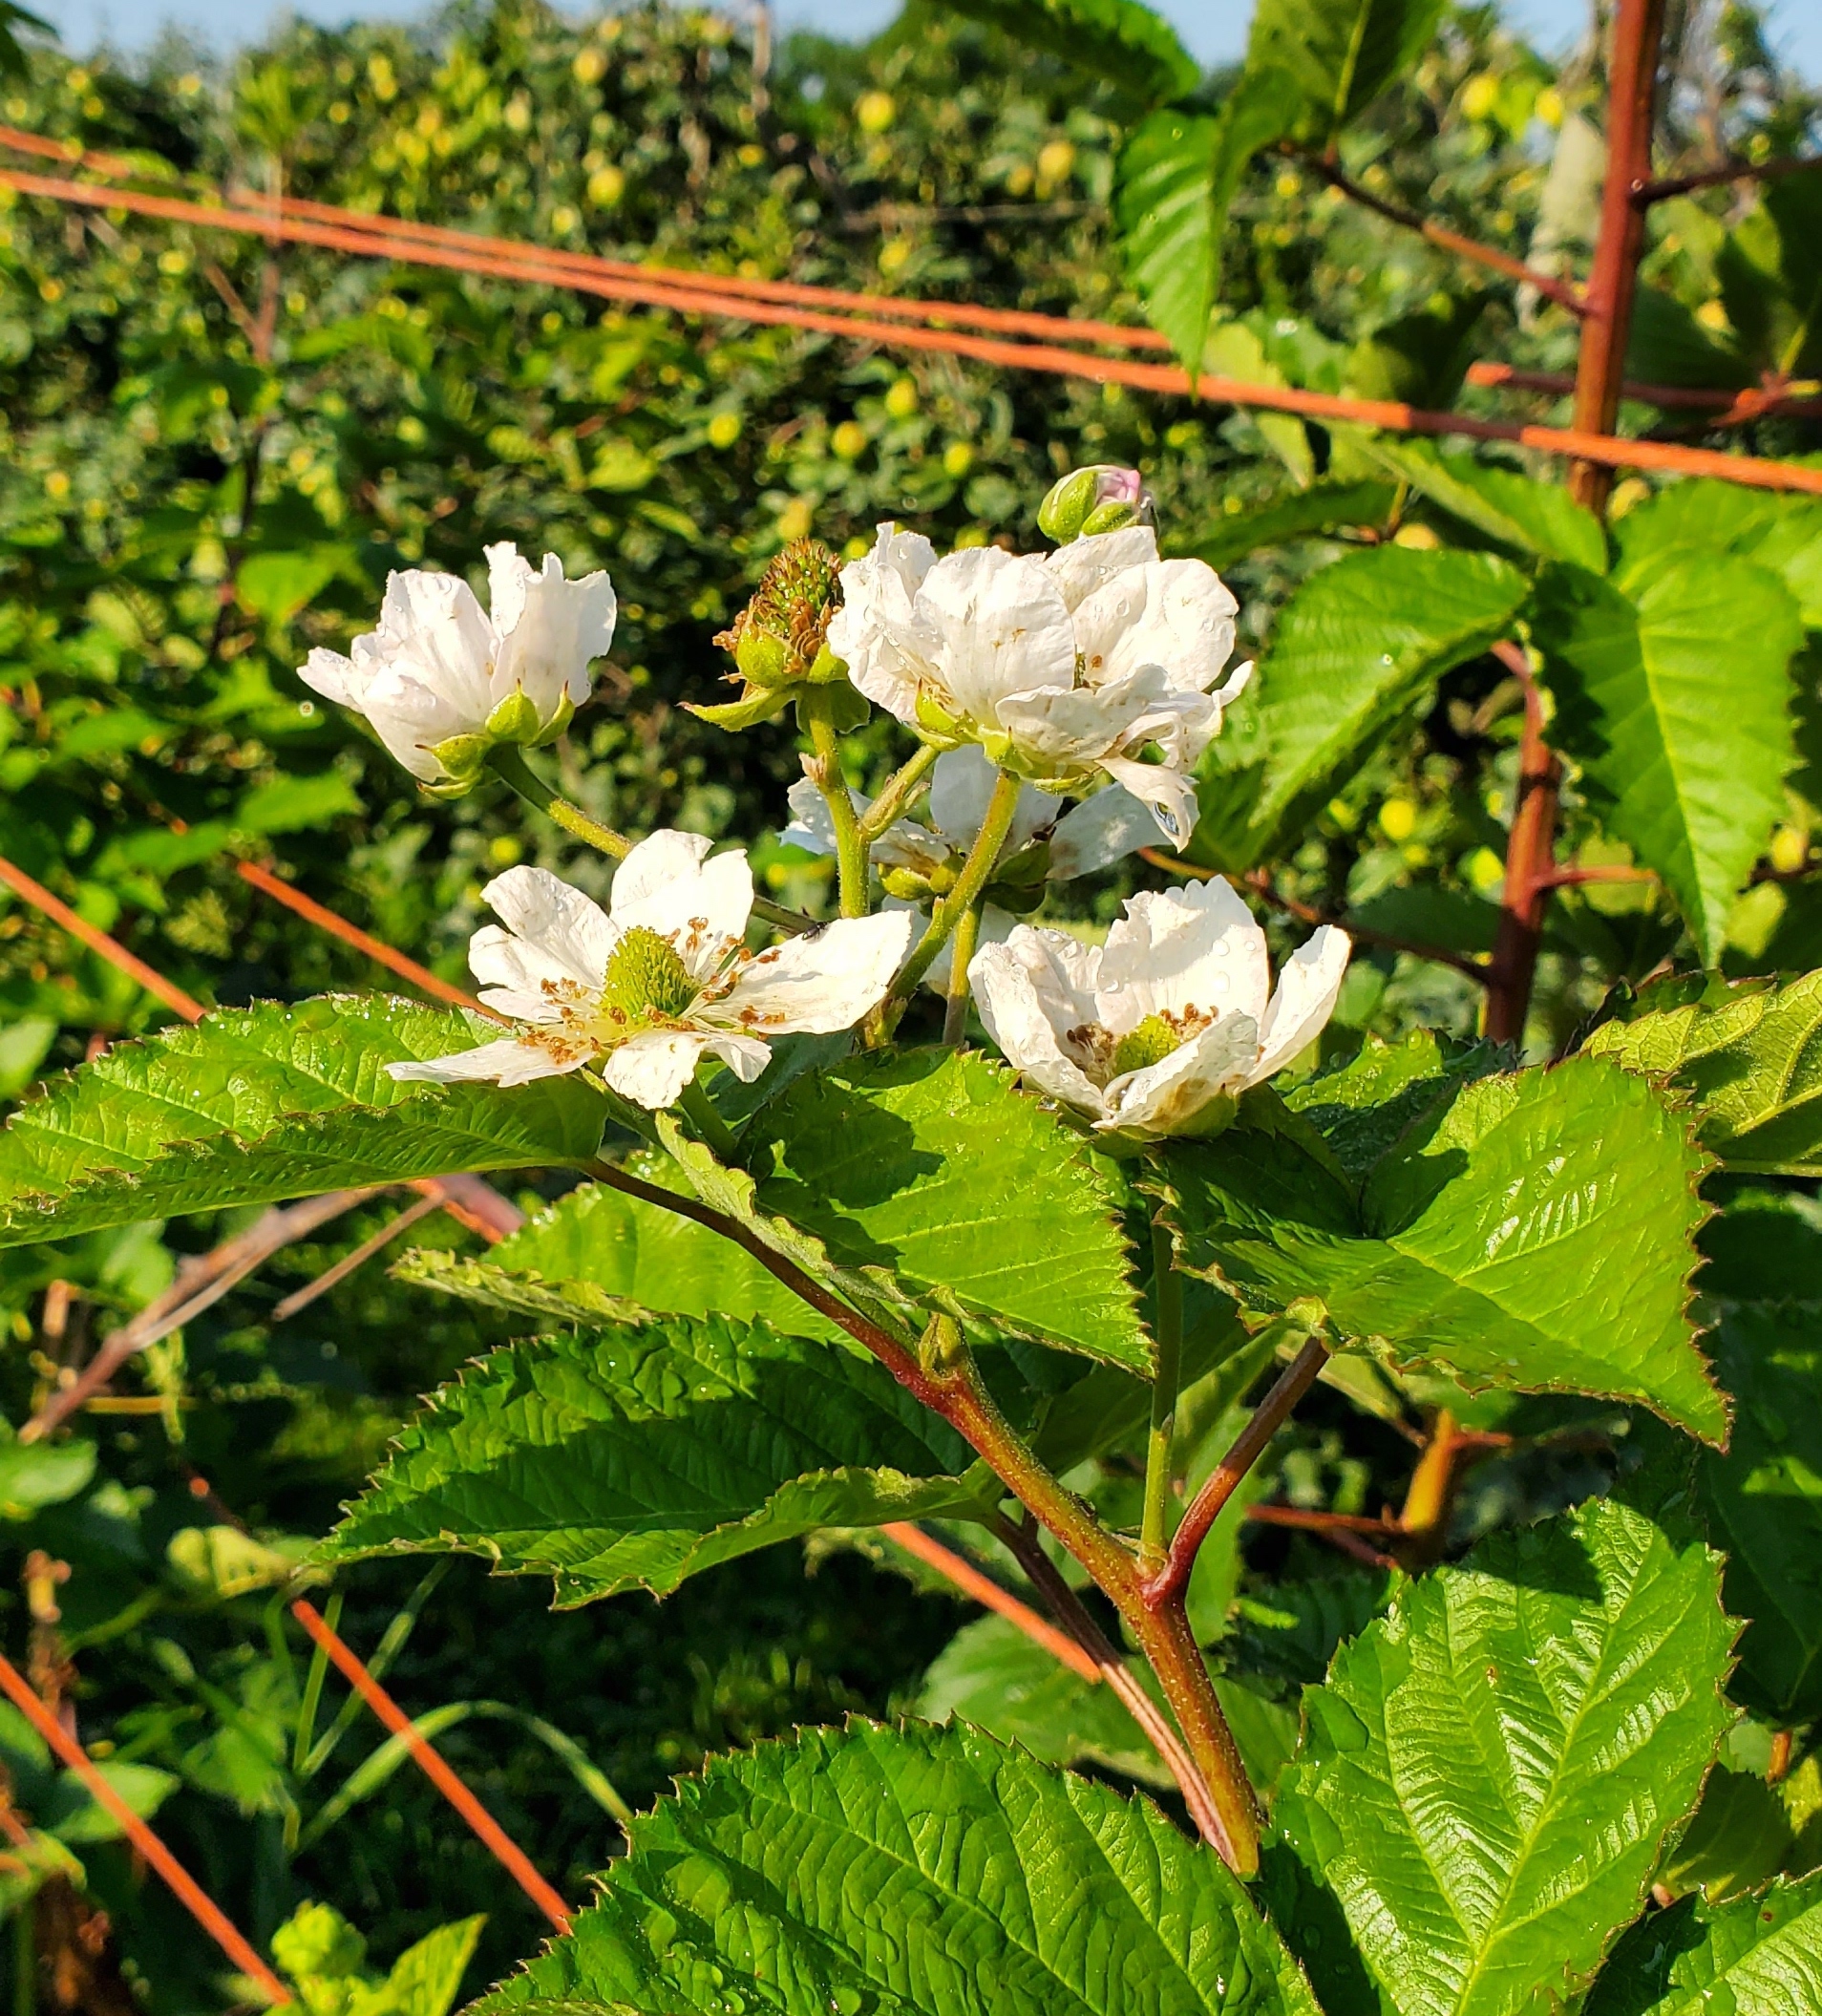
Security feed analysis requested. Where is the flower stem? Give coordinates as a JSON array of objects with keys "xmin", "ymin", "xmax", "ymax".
[
  {"xmin": 942, "ymin": 902, "xmax": 982, "ymax": 1047},
  {"xmin": 1139, "ymin": 1214, "xmax": 1183, "ymax": 1576},
  {"xmin": 489, "ymin": 744, "xmax": 631, "ymax": 859},
  {"xmin": 855, "ymin": 741, "xmax": 940, "ymax": 845},
  {"xmin": 677, "ymin": 1078, "xmax": 740, "ymax": 1161},
  {"xmin": 884, "ymin": 767, "xmax": 1023, "ymax": 1027},
  {"xmin": 801, "ymin": 692, "xmax": 869, "ymax": 919},
  {"xmin": 487, "ymin": 746, "xmax": 814, "ymax": 937}
]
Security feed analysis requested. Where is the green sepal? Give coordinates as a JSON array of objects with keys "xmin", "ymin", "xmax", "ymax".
[
  {"xmin": 734, "ymin": 626, "xmax": 793, "ymax": 689},
  {"xmin": 426, "ymin": 732, "xmax": 490, "ymax": 787},
  {"xmin": 484, "ymin": 687, "xmax": 543, "ymax": 745},
  {"xmin": 1080, "ymin": 499, "xmax": 1141, "ymax": 535},
  {"xmin": 530, "ymin": 690, "xmax": 576, "ymax": 746},
  {"xmin": 1037, "ymin": 467, "xmax": 1101, "ymax": 541},
  {"xmin": 686, "ymin": 688, "xmax": 794, "ymax": 731}
]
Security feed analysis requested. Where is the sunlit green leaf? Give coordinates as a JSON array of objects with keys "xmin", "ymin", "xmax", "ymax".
[
  {"xmin": 1274, "ymin": 1496, "xmax": 1736, "ymax": 2016},
  {"xmin": 478, "ymin": 1721, "xmax": 1323, "ymax": 2016},
  {"xmin": 323, "ymin": 1313, "xmax": 983, "ymax": 1602}
]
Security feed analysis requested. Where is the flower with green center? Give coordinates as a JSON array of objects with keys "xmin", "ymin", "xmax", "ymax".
[
  {"xmin": 968, "ymin": 878, "xmax": 1350, "ymax": 1142},
  {"xmin": 692, "ymin": 538, "xmax": 865, "ymax": 732},
  {"xmin": 388, "ymin": 831, "xmax": 914, "ymax": 1111}
]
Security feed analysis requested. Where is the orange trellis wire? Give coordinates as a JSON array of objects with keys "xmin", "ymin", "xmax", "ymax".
[
  {"xmin": 0, "ymin": 1650, "xmax": 294, "ymax": 2001},
  {"xmin": 3, "ymin": 125, "xmax": 1821, "ymax": 497}
]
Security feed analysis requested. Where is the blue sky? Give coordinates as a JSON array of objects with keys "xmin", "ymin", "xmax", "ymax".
[{"xmin": 32, "ymin": 0, "xmax": 1822, "ymax": 78}]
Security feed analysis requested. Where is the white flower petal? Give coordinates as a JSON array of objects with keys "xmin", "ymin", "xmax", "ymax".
[
  {"xmin": 827, "ymin": 524, "xmax": 939, "ymax": 723},
  {"xmin": 1249, "ymin": 925, "xmax": 1351, "ymax": 1086},
  {"xmin": 1071, "ymin": 558, "xmax": 1238, "ymax": 695},
  {"xmin": 1046, "ymin": 786, "xmax": 1156, "ymax": 880},
  {"xmin": 604, "ymin": 1029, "xmax": 712, "ymax": 1110},
  {"xmin": 702, "ymin": 1031, "xmax": 774, "ymax": 1082},
  {"xmin": 1096, "ymin": 879, "xmax": 1268, "ymax": 1032},
  {"xmin": 468, "ymin": 923, "xmax": 583, "ymax": 1022},
  {"xmin": 1094, "ymin": 755, "xmax": 1202, "ymax": 849},
  {"xmin": 388, "ymin": 1036, "xmax": 582, "ymax": 1088},
  {"xmin": 711, "ymin": 910, "xmax": 914, "ymax": 1035},
  {"xmin": 479, "ymin": 867, "xmax": 619, "ymax": 987},
  {"xmin": 610, "ymin": 829, "xmax": 713, "ymax": 912},
  {"xmin": 914, "ymin": 547, "xmax": 1076, "ymax": 729},
  {"xmin": 298, "ymin": 647, "xmax": 364, "ymax": 710},
  {"xmin": 970, "ymin": 929, "xmax": 1108, "ymax": 1118},
  {"xmin": 488, "ymin": 546, "xmax": 617, "ymax": 714},
  {"xmin": 1046, "ymin": 526, "xmax": 1159, "ymax": 612},
  {"xmin": 780, "ymin": 775, "xmax": 835, "ymax": 856},
  {"xmin": 372, "ymin": 567, "xmax": 497, "ymax": 719},
  {"xmin": 928, "ymin": 744, "xmax": 1059, "ymax": 854},
  {"xmin": 1100, "ymin": 1013, "xmax": 1261, "ymax": 1139}
]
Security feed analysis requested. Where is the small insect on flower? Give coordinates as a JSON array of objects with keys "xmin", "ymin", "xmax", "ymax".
[
  {"xmin": 969, "ymin": 877, "xmax": 1349, "ymax": 1142},
  {"xmin": 388, "ymin": 831, "xmax": 915, "ymax": 1111},
  {"xmin": 298, "ymin": 542, "xmax": 618, "ymax": 793}
]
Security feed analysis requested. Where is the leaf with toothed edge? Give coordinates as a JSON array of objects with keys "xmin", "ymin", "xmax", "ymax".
[
  {"xmin": 1271, "ymin": 1495, "xmax": 1738, "ymax": 2016},
  {"xmin": 318, "ymin": 1312, "xmax": 985, "ymax": 1602},
  {"xmin": 1152, "ymin": 1055, "xmax": 1725, "ymax": 1442},
  {"xmin": 742, "ymin": 1049, "xmax": 1153, "ymax": 1373},
  {"xmin": 476, "ymin": 1719, "xmax": 1323, "ymax": 2016},
  {"xmin": 395, "ymin": 1156, "xmax": 844, "ymax": 1342},
  {"xmin": 0, "ymin": 997, "xmax": 613, "ymax": 1246},
  {"xmin": 1585, "ymin": 1869, "xmax": 1822, "ymax": 2015},
  {"xmin": 1583, "ymin": 967, "xmax": 1822, "ymax": 1177}
]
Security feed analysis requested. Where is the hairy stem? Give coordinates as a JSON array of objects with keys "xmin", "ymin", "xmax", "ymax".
[
  {"xmin": 581, "ymin": 1149, "xmax": 1262, "ymax": 1872},
  {"xmin": 1148, "ymin": 1333, "xmax": 1332, "ymax": 1608},
  {"xmin": 886, "ymin": 768, "xmax": 1023, "ymax": 1023},
  {"xmin": 1139, "ymin": 1216, "xmax": 1184, "ymax": 1576},
  {"xmin": 993, "ymin": 1515, "xmax": 1230, "ymax": 1852},
  {"xmin": 941, "ymin": 902, "xmax": 981, "ymax": 1047},
  {"xmin": 855, "ymin": 740, "xmax": 940, "ymax": 844},
  {"xmin": 488, "ymin": 746, "xmax": 813, "ymax": 937},
  {"xmin": 802, "ymin": 692, "xmax": 868, "ymax": 919}
]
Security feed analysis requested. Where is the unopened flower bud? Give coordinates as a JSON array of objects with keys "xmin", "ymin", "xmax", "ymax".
[
  {"xmin": 714, "ymin": 539, "xmax": 845, "ymax": 691},
  {"xmin": 1037, "ymin": 464, "xmax": 1151, "ymax": 542}
]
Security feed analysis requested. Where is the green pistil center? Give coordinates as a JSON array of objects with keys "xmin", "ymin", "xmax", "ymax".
[
  {"xmin": 596, "ymin": 926, "xmax": 699, "ymax": 1030},
  {"xmin": 1111, "ymin": 1013, "xmax": 1181, "ymax": 1077}
]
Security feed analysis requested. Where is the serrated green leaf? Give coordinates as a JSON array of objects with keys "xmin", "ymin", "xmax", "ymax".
[
  {"xmin": 399, "ymin": 1162, "xmax": 841, "ymax": 1341},
  {"xmin": 1275, "ymin": 1496, "xmax": 1737, "ymax": 2016},
  {"xmin": 1585, "ymin": 1871, "xmax": 1822, "ymax": 2016},
  {"xmin": 939, "ymin": 0, "xmax": 1199, "ymax": 108},
  {"xmin": 1534, "ymin": 558, "xmax": 1803, "ymax": 964},
  {"xmin": 1582, "ymin": 969, "xmax": 1822, "ymax": 1175},
  {"xmin": 1156, "ymin": 1057, "xmax": 1724, "ymax": 1440},
  {"xmin": 1116, "ymin": 75, "xmax": 1301, "ymax": 376},
  {"xmin": 322, "ymin": 1313, "xmax": 981, "ymax": 1602},
  {"xmin": 748, "ymin": 1049, "xmax": 1149, "ymax": 1371},
  {"xmin": 1614, "ymin": 481, "xmax": 1822, "ymax": 630},
  {"xmin": 0, "ymin": 997, "xmax": 610, "ymax": 1247},
  {"xmin": 1360, "ymin": 439, "xmax": 1608, "ymax": 571},
  {"xmin": 1697, "ymin": 1301, "xmax": 1822, "ymax": 1724},
  {"xmin": 1193, "ymin": 547, "xmax": 1531, "ymax": 872},
  {"xmin": 384, "ymin": 1915, "xmax": 488, "ymax": 2016},
  {"xmin": 1284, "ymin": 1030, "xmax": 1496, "ymax": 1183},
  {"xmin": 1176, "ymin": 478, "xmax": 1399, "ymax": 573},
  {"xmin": 477, "ymin": 1720, "xmax": 1322, "ymax": 2016},
  {"xmin": 1246, "ymin": 0, "xmax": 1445, "ymax": 144}
]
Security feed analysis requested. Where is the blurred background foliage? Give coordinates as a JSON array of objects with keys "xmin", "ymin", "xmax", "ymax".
[{"xmin": 0, "ymin": 0, "xmax": 1819, "ymax": 2000}]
